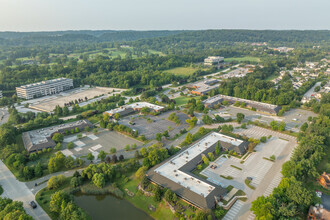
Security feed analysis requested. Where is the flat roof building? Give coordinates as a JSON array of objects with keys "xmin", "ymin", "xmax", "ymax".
[
  {"xmin": 16, "ymin": 77, "xmax": 73, "ymax": 100},
  {"xmin": 188, "ymin": 80, "xmax": 220, "ymax": 95},
  {"xmin": 203, "ymin": 94, "xmax": 281, "ymax": 115},
  {"xmin": 146, "ymin": 132, "xmax": 248, "ymax": 209},
  {"xmin": 204, "ymin": 56, "xmax": 224, "ymax": 66},
  {"xmin": 22, "ymin": 119, "xmax": 93, "ymax": 152},
  {"xmin": 105, "ymin": 102, "xmax": 165, "ymax": 117}
]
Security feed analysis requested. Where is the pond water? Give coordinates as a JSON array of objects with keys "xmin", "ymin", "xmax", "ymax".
[{"xmin": 74, "ymin": 193, "xmax": 153, "ymax": 220}]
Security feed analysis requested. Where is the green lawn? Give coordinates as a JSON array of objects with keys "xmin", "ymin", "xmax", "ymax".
[
  {"xmin": 36, "ymin": 177, "xmax": 74, "ymax": 220},
  {"xmin": 265, "ymin": 74, "xmax": 280, "ymax": 81},
  {"xmin": 121, "ymin": 177, "xmax": 176, "ymax": 220},
  {"xmin": 224, "ymin": 56, "xmax": 261, "ymax": 62},
  {"xmin": 164, "ymin": 66, "xmax": 209, "ymax": 76},
  {"xmin": 174, "ymin": 96, "xmax": 200, "ymax": 106}
]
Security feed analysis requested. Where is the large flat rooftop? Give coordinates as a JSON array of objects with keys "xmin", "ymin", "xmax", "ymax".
[
  {"xmin": 18, "ymin": 77, "xmax": 72, "ymax": 89},
  {"xmin": 154, "ymin": 132, "xmax": 242, "ymax": 197},
  {"xmin": 105, "ymin": 102, "xmax": 164, "ymax": 115},
  {"xmin": 28, "ymin": 120, "xmax": 91, "ymax": 145},
  {"xmin": 204, "ymin": 94, "xmax": 279, "ymax": 110}
]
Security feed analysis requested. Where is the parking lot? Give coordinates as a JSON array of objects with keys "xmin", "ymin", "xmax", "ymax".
[
  {"xmin": 61, "ymin": 129, "xmax": 142, "ymax": 161},
  {"xmin": 201, "ymin": 136, "xmax": 289, "ymax": 193},
  {"xmin": 210, "ymin": 105, "xmax": 316, "ymax": 132},
  {"xmin": 200, "ymin": 125, "xmax": 297, "ymax": 219},
  {"xmin": 119, "ymin": 111, "xmax": 190, "ymax": 140},
  {"xmin": 28, "ymin": 86, "xmax": 125, "ymax": 112}
]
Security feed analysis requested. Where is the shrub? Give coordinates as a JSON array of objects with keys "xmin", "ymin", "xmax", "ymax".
[
  {"xmin": 110, "ymin": 148, "xmax": 116, "ymax": 154},
  {"xmin": 67, "ymin": 142, "xmax": 74, "ymax": 149},
  {"xmin": 260, "ymin": 136, "xmax": 267, "ymax": 143}
]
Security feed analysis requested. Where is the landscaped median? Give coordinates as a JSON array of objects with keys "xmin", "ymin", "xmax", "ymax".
[{"xmin": 245, "ymin": 178, "xmax": 256, "ymax": 190}]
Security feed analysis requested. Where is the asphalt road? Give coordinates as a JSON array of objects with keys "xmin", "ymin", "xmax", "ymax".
[
  {"xmin": 0, "ymin": 160, "xmax": 50, "ymax": 220},
  {"xmin": 0, "ymin": 108, "xmax": 9, "ymax": 125}
]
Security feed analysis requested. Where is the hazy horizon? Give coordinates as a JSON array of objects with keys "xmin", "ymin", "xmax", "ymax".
[{"xmin": 1, "ymin": 0, "xmax": 329, "ymax": 31}]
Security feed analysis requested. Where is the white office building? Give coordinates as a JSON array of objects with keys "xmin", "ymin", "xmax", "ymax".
[
  {"xmin": 16, "ymin": 78, "xmax": 73, "ymax": 99},
  {"xmin": 204, "ymin": 56, "xmax": 224, "ymax": 66}
]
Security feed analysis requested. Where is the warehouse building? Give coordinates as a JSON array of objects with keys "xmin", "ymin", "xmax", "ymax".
[
  {"xmin": 203, "ymin": 94, "xmax": 281, "ymax": 115},
  {"xmin": 16, "ymin": 77, "xmax": 73, "ymax": 100},
  {"xmin": 22, "ymin": 119, "xmax": 93, "ymax": 152},
  {"xmin": 147, "ymin": 132, "xmax": 248, "ymax": 209}
]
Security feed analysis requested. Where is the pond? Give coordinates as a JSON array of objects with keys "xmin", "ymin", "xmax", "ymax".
[{"xmin": 74, "ymin": 193, "xmax": 153, "ymax": 220}]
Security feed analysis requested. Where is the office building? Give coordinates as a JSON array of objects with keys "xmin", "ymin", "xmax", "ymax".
[
  {"xmin": 147, "ymin": 132, "xmax": 248, "ymax": 209},
  {"xmin": 204, "ymin": 56, "xmax": 224, "ymax": 66},
  {"xmin": 22, "ymin": 119, "xmax": 93, "ymax": 152},
  {"xmin": 203, "ymin": 94, "xmax": 281, "ymax": 115},
  {"xmin": 105, "ymin": 102, "xmax": 165, "ymax": 117},
  {"xmin": 16, "ymin": 78, "xmax": 73, "ymax": 99}
]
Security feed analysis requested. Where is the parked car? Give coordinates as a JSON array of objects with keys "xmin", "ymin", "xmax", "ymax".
[{"xmin": 30, "ymin": 201, "xmax": 37, "ymax": 209}]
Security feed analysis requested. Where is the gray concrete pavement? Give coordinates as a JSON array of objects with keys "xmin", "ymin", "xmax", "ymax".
[
  {"xmin": 0, "ymin": 160, "xmax": 49, "ymax": 220},
  {"xmin": 204, "ymin": 124, "xmax": 297, "ymax": 220},
  {"xmin": 0, "ymin": 108, "xmax": 9, "ymax": 125},
  {"xmin": 303, "ymin": 82, "xmax": 321, "ymax": 98}
]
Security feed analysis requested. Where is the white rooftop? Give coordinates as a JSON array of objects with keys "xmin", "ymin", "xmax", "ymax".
[
  {"xmin": 28, "ymin": 120, "xmax": 89, "ymax": 145},
  {"xmin": 105, "ymin": 102, "xmax": 164, "ymax": 115},
  {"xmin": 155, "ymin": 132, "xmax": 242, "ymax": 197},
  {"xmin": 127, "ymin": 102, "xmax": 164, "ymax": 111},
  {"xmin": 19, "ymin": 77, "xmax": 71, "ymax": 89}
]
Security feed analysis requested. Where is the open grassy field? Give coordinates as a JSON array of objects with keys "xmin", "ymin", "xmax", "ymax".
[
  {"xmin": 224, "ymin": 56, "xmax": 261, "ymax": 62},
  {"xmin": 265, "ymin": 73, "xmax": 280, "ymax": 81},
  {"xmin": 164, "ymin": 66, "xmax": 209, "ymax": 76},
  {"xmin": 174, "ymin": 96, "xmax": 201, "ymax": 106}
]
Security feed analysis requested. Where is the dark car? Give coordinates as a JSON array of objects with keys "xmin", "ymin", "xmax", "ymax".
[{"xmin": 30, "ymin": 201, "xmax": 37, "ymax": 209}]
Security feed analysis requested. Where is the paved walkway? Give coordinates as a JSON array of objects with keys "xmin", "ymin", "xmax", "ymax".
[
  {"xmin": 0, "ymin": 160, "xmax": 50, "ymax": 220},
  {"xmin": 223, "ymin": 200, "xmax": 244, "ymax": 220}
]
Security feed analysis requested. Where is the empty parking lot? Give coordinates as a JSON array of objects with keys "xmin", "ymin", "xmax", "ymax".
[
  {"xmin": 119, "ymin": 111, "xmax": 190, "ymax": 140},
  {"xmin": 210, "ymin": 105, "xmax": 316, "ymax": 132},
  {"xmin": 199, "ymin": 125, "xmax": 297, "ymax": 219},
  {"xmin": 61, "ymin": 129, "xmax": 142, "ymax": 161},
  {"xmin": 29, "ymin": 86, "xmax": 125, "ymax": 112}
]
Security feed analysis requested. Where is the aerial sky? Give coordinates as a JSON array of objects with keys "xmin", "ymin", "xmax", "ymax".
[{"xmin": 0, "ymin": 0, "xmax": 329, "ymax": 31}]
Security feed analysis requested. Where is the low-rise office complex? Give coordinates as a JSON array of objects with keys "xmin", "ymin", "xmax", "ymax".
[
  {"xmin": 147, "ymin": 132, "xmax": 248, "ymax": 209},
  {"xmin": 188, "ymin": 79, "xmax": 220, "ymax": 95},
  {"xmin": 16, "ymin": 77, "xmax": 73, "ymax": 99},
  {"xmin": 204, "ymin": 56, "xmax": 224, "ymax": 66},
  {"xmin": 203, "ymin": 94, "xmax": 281, "ymax": 115},
  {"xmin": 22, "ymin": 119, "xmax": 93, "ymax": 152},
  {"xmin": 105, "ymin": 102, "xmax": 165, "ymax": 117}
]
